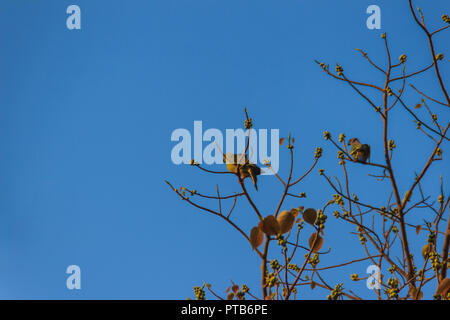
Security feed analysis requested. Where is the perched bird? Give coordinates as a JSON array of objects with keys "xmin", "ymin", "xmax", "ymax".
[
  {"xmin": 241, "ymin": 163, "xmax": 261, "ymax": 191},
  {"xmin": 223, "ymin": 153, "xmax": 248, "ymax": 174},
  {"xmin": 348, "ymin": 138, "xmax": 371, "ymax": 163},
  {"xmin": 223, "ymin": 153, "xmax": 261, "ymax": 190}
]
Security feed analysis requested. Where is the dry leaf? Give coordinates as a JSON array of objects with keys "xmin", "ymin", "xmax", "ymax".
[
  {"xmin": 262, "ymin": 215, "xmax": 281, "ymax": 236},
  {"xmin": 258, "ymin": 220, "xmax": 264, "ymax": 230},
  {"xmin": 277, "ymin": 210, "xmax": 295, "ymax": 234},
  {"xmin": 291, "ymin": 210, "xmax": 299, "ymax": 218},
  {"xmin": 416, "ymin": 290, "xmax": 423, "ymax": 300},
  {"xmin": 250, "ymin": 226, "xmax": 264, "ymax": 249},
  {"xmin": 414, "ymin": 103, "xmax": 422, "ymax": 109},
  {"xmin": 227, "ymin": 292, "xmax": 235, "ymax": 300},
  {"xmin": 279, "ymin": 138, "xmax": 285, "ymax": 146},
  {"xmin": 416, "ymin": 225, "xmax": 422, "ymax": 235},
  {"xmin": 303, "ymin": 208, "xmax": 317, "ymax": 226},
  {"xmin": 421, "ymin": 243, "xmax": 433, "ymax": 259},
  {"xmin": 408, "ymin": 287, "xmax": 423, "ymax": 300},
  {"xmin": 436, "ymin": 278, "xmax": 450, "ymax": 296},
  {"xmin": 308, "ymin": 233, "xmax": 324, "ymax": 253},
  {"xmin": 232, "ymin": 284, "xmax": 239, "ymax": 294}
]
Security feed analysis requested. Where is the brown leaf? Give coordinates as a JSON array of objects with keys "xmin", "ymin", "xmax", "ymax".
[
  {"xmin": 308, "ymin": 233, "xmax": 324, "ymax": 253},
  {"xmin": 279, "ymin": 138, "xmax": 285, "ymax": 146},
  {"xmin": 408, "ymin": 287, "xmax": 423, "ymax": 300},
  {"xmin": 290, "ymin": 207, "xmax": 302, "ymax": 218},
  {"xmin": 262, "ymin": 215, "xmax": 281, "ymax": 236},
  {"xmin": 250, "ymin": 226, "xmax": 264, "ymax": 249},
  {"xmin": 436, "ymin": 278, "xmax": 450, "ymax": 296},
  {"xmin": 258, "ymin": 220, "xmax": 264, "ymax": 230},
  {"xmin": 414, "ymin": 103, "xmax": 422, "ymax": 109},
  {"xmin": 277, "ymin": 210, "xmax": 295, "ymax": 234},
  {"xmin": 422, "ymin": 243, "xmax": 433, "ymax": 259},
  {"xmin": 310, "ymin": 281, "xmax": 317, "ymax": 290},
  {"xmin": 231, "ymin": 284, "xmax": 239, "ymax": 294},
  {"xmin": 227, "ymin": 292, "xmax": 235, "ymax": 300},
  {"xmin": 416, "ymin": 225, "xmax": 422, "ymax": 235},
  {"xmin": 303, "ymin": 208, "xmax": 317, "ymax": 226}
]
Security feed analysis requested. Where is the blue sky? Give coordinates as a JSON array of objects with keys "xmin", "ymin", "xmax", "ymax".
[{"xmin": 0, "ymin": 0, "xmax": 448, "ymax": 299}]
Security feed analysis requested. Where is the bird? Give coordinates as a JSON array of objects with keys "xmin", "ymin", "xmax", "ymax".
[
  {"xmin": 223, "ymin": 153, "xmax": 261, "ymax": 190},
  {"xmin": 348, "ymin": 138, "xmax": 371, "ymax": 163},
  {"xmin": 223, "ymin": 153, "xmax": 248, "ymax": 174},
  {"xmin": 241, "ymin": 163, "xmax": 261, "ymax": 191}
]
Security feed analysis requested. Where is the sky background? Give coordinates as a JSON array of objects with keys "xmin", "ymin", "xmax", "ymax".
[{"xmin": 0, "ymin": 0, "xmax": 449, "ymax": 299}]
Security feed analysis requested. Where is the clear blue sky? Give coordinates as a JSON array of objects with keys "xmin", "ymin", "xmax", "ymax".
[{"xmin": 0, "ymin": 0, "xmax": 448, "ymax": 299}]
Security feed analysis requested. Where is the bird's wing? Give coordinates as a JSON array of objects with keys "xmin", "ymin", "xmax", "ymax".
[{"xmin": 350, "ymin": 144, "xmax": 361, "ymax": 157}]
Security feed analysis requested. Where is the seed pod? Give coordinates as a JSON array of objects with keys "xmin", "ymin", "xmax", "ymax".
[
  {"xmin": 250, "ymin": 226, "xmax": 264, "ymax": 249},
  {"xmin": 303, "ymin": 208, "xmax": 317, "ymax": 225},
  {"xmin": 408, "ymin": 287, "xmax": 423, "ymax": 300},
  {"xmin": 436, "ymin": 278, "xmax": 450, "ymax": 296},
  {"xmin": 277, "ymin": 210, "xmax": 295, "ymax": 234},
  {"xmin": 308, "ymin": 233, "xmax": 324, "ymax": 253},
  {"xmin": 421, "ymin": 243, "xmax": 433, "ymax": 259},
  {"xmin": 262, "ymin": 215, "xmax": 281, "ymax": 236}
]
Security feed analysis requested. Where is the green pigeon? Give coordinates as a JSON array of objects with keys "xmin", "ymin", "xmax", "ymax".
[
  {"xmin": 348, "ymin": 138, "xmax": 371, "ymax": 163},
  {"xmin": 223, "ymin": 153, "xmax": 261, "ymax": 190}
]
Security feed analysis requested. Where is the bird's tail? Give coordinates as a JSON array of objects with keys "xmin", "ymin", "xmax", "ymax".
[{"xmin": 251, "ymin": 174, "xmax": 258, "ymax": 191}]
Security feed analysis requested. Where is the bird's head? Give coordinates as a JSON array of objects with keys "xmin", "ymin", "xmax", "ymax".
[
  {"xmin": 348, "ymin": 137, "xmax": 360, "ymax": 146},
  {"xmin": 223, "ymin": 153, "xmax": 233, "ymax": 163},
  {"xmin": 223, "ymin": 153, "xmax": 248, "ymax": 164}
]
